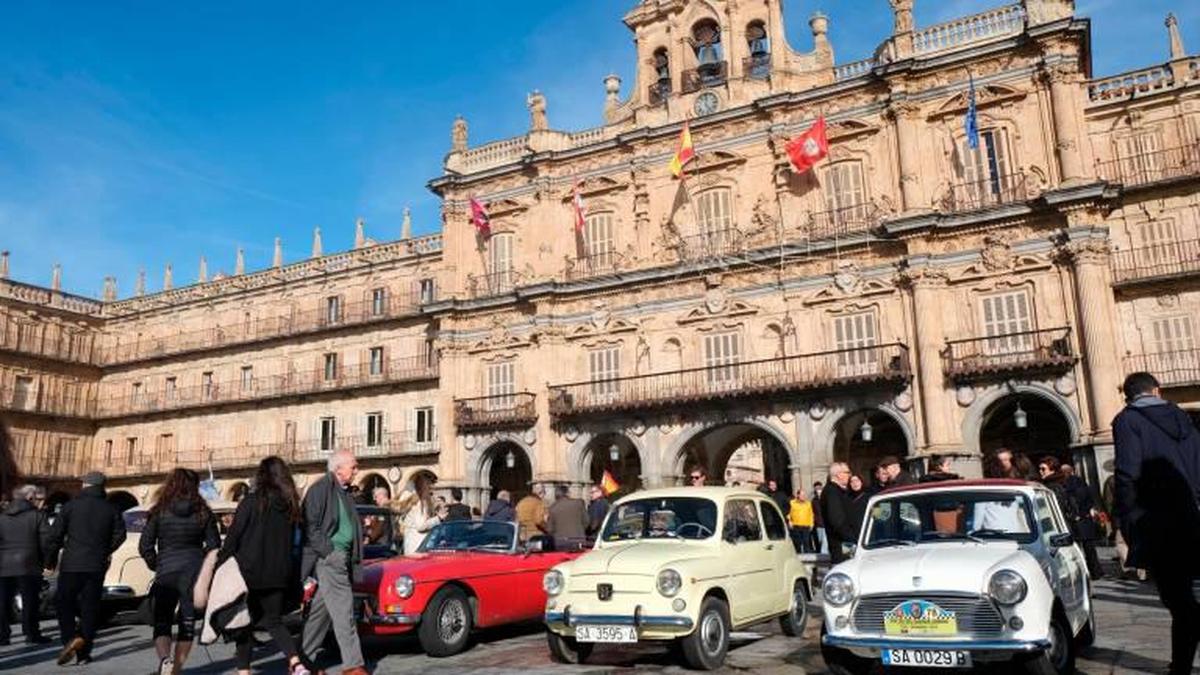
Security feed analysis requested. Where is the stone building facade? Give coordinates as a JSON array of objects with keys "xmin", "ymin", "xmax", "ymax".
[{"xmin": 1, "ymin": 0, "xmax": 1198, "ymax": 510}]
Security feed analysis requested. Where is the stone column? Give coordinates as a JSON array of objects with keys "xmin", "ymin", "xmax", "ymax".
[
  {"xmin": 889, "ymin": 101, "xmax": 925, "ymax": 213},
  {"xmin": 1046, "ymin": 63, "xmax": 1088, "ymax": 185},
  {"xmin": 901, "ymin": 264, "xmax": 955, "ymax": 451},
  {"xmin": 1062, "ymin": 238, "xmax": 1123, "ymax": 437}
]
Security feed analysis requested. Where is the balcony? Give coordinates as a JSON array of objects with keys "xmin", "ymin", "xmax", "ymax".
[
  {"xmin": 939, "ymin": 171, "xmax": 1027, "ymax": 213},
  {"xmin": 648, "ymin": 80, "xmax": 671, "ymax": 106},
  {"xmin": 1111, "ymin": 239, "xmax": 1200, "ymax": 286},
  {"xmin": 466, "ymin": 270, "xmax": 525, "ymax": 299},
  {"xmin": 96, "ymin": 355, "xmax": 438, "ymax": 420},
  {"xmin": 548, "ymin": 344, "xmax": 911, "ymax": 419},
  {"xmin": 943, "ymin": 327, "xmax": 1075, "ymax": 382},
  {"xmin": 803, "ymin": 203, "xmax": 882, "ymax": 241},
  {"xmin": 104, "ymin": 290, "xmax": 427, "ymax": 365},
  {"xmin": 679, "ymin": 228, "xmax": 745, "ymax": 261},
  {"xmin": 1125, "ymin": 349, "xmax": 1200, "ymax": 389},
  {"xmin": 682, "ymin": 61, "xmax": 728, "ymax": 94},
  {"xmin": 565, "ymin": 251, "xmax": 625, "ymax": 282},
  {"xmin": 0, "ymin": 386, "xmax": 94, "ymax": 418},
  {"xmin": 1096, "ymin": 144, "xmax": 1200, "ymax": 189},
  {"xmin": 454, "ymin": 393, "xmax": 537, "ymax": 430},
  {"xmin": 0, "ymin": 325, "xmax": 100, "ymax": 365},
  {"xmin": 743, "ymin": 53, "xmax": 771, "ymax": 80},
  {"xmin": 14, "ymin": 448, "xmax": 80, "ymax": 478}
]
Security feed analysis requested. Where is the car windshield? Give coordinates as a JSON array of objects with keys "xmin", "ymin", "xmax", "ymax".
[
  {"xmin": 123, "ymin": 509, "xmax": 149, "ymax": 534},
  {"xmin": 600, "ymin": 497, "xmax": 717, "ymax": 542},
  {"xmin": 358, "ymin": 508, "xmax": 397, "ymax": 555},
  {"xmin": 419, "ymin": 520, "xmax": 515, "ymax": 553},
  {"xmin": 864, "ymin": 490, "xmax": 1036, "ymax": 549}
]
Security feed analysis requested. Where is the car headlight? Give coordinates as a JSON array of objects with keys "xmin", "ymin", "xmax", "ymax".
[
  {"xmin": 392, "ymin": 575, "xmax": 414, "ymax": 599},
  {"xmin": 543, "ymin": 570, "xmax": 564, "ymax": 597},
  {"xmin": 823, "ymin": 573, "xmax": 855, "ymax": 607},
  {"xmin": 988, "ymin": 569, "xmax": 1028, "ymax": 605},
  {"xmin": 656, "ymin": 569, "xmax": 682, "ymax": 597}
]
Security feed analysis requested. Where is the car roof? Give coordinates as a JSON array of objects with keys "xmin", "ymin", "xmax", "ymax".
[
  {"xmin": 613, "ymin": 486, "xmax": 774, "ymax": 505},
  {"xmin": 876, "ymin": 479, "xmax": 1039, "ymax": 498}
]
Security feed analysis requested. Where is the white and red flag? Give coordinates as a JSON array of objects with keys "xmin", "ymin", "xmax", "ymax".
[
  {"xmin": 469, "ymin": 197, "xmax": 491, "ymax": 239},
  {"xmin": 572, "ymin": 183, "xmax": 587, "ymax": 232},
  {"xmin": 785, "ymin": 116, "xmax": 829, "ymax": 174}
]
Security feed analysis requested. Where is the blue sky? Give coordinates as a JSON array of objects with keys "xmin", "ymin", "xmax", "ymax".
[{"xmin": 0, "ymin": 0, "xmax": 1195, "ymax": 298}]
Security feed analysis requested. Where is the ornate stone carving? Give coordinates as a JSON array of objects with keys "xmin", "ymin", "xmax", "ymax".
[
  {"xmin": 523, "ymin": 428, "xmax": 537, "ymax": 445},
  {"xmin": 748, "ymin": 194, "xmax": 777, "ymax": 237},
  {"xmin": 956, "ymin": 385, "xmax": 977, "ymax": 407},
  {"xmin": 629, "ymin": 418, "xmax": 647, "ymax": 436},
  {"xmin": 1054, "ymin": 374, "xmax": 1077, "ymax": 396},
  {"xmin": 894, "ymin": 388, "xmax": 914, "ymax": 412},
  {"xmin": 809, "ymin": 400, "xmax": 828, "ymax": 421},
  {"xmin": 980, "ymin": 234, "xmax": 1014, "ymax": 271},
  {"xmin": 896, "ymin": 264, "xmax": 950, "ymax": 290},
  {"xmin": 1157, "ymin": 293, "xmax": 1180, "ymax": 308},
  {"xmin": 451, "ymin": 116, "xmax": 468, "ymax": 152},
  {"xmin": 527, "ymin": 90, "xmax": 548, "ymax": 131},
  {"xmin": 889, "ymin": 0, "xmax": 914, "ymax": 34}
]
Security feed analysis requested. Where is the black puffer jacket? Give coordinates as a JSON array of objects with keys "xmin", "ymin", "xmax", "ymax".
[
  {"xmin": 48, "ymin": 486, "xmax": 126, "ymax": 573},
  {"xmin": 218, "ymin": 493, "xmax": 298, "ymax": 590},
  {"xmin": 139, "ymin": 499, "xmax": 220, "ymax": 579},
  {"xmin": 0, "ymin": 498, "xmax": 51, "ymax": 576}
]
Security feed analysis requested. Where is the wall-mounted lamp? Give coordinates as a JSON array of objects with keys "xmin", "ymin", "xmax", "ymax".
[
  {"xmin": 860, "ymin": 419, "xmax": 874, "ymax": 443},
  {"xmin": 1014, "ymin": 402, "xmax": 1028, "ymax": 429},
  {"xmin": 609, "ymin": 444, "xmax": 621, "ymax": 462},
  {"xmin": 505, "ymin": 450, "xmax": 516, "ymax": 469}
]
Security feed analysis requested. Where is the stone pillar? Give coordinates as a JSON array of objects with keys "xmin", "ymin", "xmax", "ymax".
[
  {"xmin": 901, "ymin": 264, "xmax": 955, "ymax": 451},
  {"xmin": 889, "ymin": 101, "xmax": 925, "ymax": 213},
  {"xmin": 1045, "ymin": 63, "xmax": 1088, "ymax": 185},
  {"xmin": 1062, "ymin": 238, "xmax": 1123, "ymax": 437}
]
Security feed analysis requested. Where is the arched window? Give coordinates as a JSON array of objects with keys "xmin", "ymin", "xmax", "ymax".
[
  {"xmin": 651, "ymin": 48, "xmax": 671, "ymax": 104},
  {"xmin": 488, "ymin": 232, "xmax": 514, "ymax": 291},
  {"xmin": 692, "ymin": 20, "xmax": 723, "ymax": 64},
  {"xmin": 582, "ymin": 212, "xmax": 615, "ymax": 270},
  {"xmin": 745, "ymin": 21, "xmax": 770, "ymax": 79}
]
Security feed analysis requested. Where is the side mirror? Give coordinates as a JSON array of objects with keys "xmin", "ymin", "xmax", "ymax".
[
  {"xmin": 527, "ymin": 539, "xmax": 545, "ymax": 554},
  {"xmin": 1048, "ymin": 532, "xmax": 1074, "ymax": 548}
]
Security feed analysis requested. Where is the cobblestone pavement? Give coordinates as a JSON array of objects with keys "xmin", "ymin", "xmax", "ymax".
[{"xmin": 0, "ymin": 561, "xmax": 1179, "ymax": 674}]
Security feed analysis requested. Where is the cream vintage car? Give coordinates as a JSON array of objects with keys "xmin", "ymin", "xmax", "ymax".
[
  {"xmin": 821, "ymin": 479, "xmax": 1095, "ymax": 674},
  {"xmin": 543, "ymin": 486, "xmax": 813, "ymax": 670}
]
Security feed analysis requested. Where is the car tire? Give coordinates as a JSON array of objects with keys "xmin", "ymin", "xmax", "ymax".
[
  {"xmin": 417, "ymin": 586, "xmax": 473, "ymax": 657},
  {"xmin": 545, "ymin": 630, "xmax": 593, "ymax": 664},
  {"xmin": 778, "ymin": 582, "xmax": 809, "ymax": 637},
  {"xmin": 1077, "ymin": 600, "xmax": 1096, "ymax": 648},
  {"xmin": 1020, "ymin": 610, "xmax": 1077, "ymax": 675},
  {"xmin": 680, "ymin": 595, "xmax": 730, "ymax": 671}
]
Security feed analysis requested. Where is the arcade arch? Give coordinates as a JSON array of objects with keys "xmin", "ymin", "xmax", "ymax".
[
  {"xmin": 832, "ymin": 408, "xmax": 911, "ymax": 480},
  {"xmin": 580, "ymin": 433, "xmax": 643, "ymax": 497},
  {"xmin": 670, "ymin": 421, "xmax": 794, "ymax": 493},
  {"xmin": 107, "ymin": 490, "xmax": 138, "ymax": 512}
]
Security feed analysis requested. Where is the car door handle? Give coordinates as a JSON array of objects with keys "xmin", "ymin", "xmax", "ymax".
[{"xmin": 765, "ymin": 544, "xmax": 775, "ymax": 551}]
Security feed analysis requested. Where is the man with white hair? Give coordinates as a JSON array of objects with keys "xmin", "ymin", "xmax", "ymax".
[
  {"xmin": 820, "ymin": 462, "xmax": 859, "ymax": 564},
  {"xmin": 371, "ymin": 486, "xmax": 390, "ymax": 508},
  {"xmin": 300, "ymin": 450, "xmax": 366, "ymax": 675},
  {"xmin": 0, "ymin": 484, "xmax": 51, "ymax": 645}
]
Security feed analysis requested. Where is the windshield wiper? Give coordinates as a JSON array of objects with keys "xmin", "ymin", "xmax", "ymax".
[
  {"xmin": 968, "ymin": 528, "xmax": 1014, "ymax": 538},
  {"xmin": 923, "ymin": 532, "xmax": 986, "ymax": 544},
  {"xmin": 868, "ymin": 537, "xmax": 917, "ymax": 548}
]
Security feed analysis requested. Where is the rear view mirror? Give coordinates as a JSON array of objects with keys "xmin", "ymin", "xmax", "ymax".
[{"xmin": 1048, "ymin": 532, "xmax": 1074, "ymax": 548}]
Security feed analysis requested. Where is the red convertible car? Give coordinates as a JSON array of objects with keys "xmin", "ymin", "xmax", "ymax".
[{"xmin": 353, "ymin": 520, "xmax": 584, "ymax": 656}]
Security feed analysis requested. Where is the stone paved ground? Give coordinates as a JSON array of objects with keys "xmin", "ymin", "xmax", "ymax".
[{"xmin": 0, "ymin": 552, "xmax": 1181, "ymax": 674}]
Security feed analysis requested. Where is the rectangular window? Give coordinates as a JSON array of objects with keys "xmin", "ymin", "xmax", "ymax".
[
  {"xmin": 164, "ymin": 376, "xmax": 177, "ymax": 401},
  {"xmin": 371, "ymin": 288, "xmax": 387, "ymax": 316},
  {"xmin": 959, "ymin": 129, "xmax": 1013, "ymax": 203},
  {"xmin": 722, "ymin": 499, "xmax": 763, "ymax": 543},
  {"xmin": 823, "ymin": 161, "xmax": 868, "ymax": 222},
  {"xmin": 486, "ymin": 361, "xmax": 516, "ymax": 409},
  {"xmin": 325, "ymin": 296, "xmax": 341, "ymax": 324},
  {"xmin": 416, "ymin": 407, "xmax": 436, "ymax": 444},
  {"xmin": 156, "ymin": 433, "xmax": 175, "ymax": 456},
  {"xmin": 589, "ymin": 346, "xmax": 621, "ymax": 397},
  {"xmin": 980, "ymin": 290, "xmax": 1034, "ymax": 359},
  {"xmin": 1116, "ymin": 130, "xmax": 1163, "ymax": 183},
  {"xmin": 1136, "ymin": 218, "xmax": 1180, "ymax": 267},
  {"xmin": 583, "ymin": 213, "xmax": 616, "ymax": 269},
  {"xmin": 324, "ymin": 353, "xmax": 339, "ymax": 381},
  {"xmin": 419, "ymin": 278, "xmax": 436, "ymax": 304},
  {"xmin": 489, "ymin": 234, "xmax": 515, "ymax": 291},
  {"xmin": 201, "ymin": 372, "xmax": 214, "ymax": 399},
  {"xmin": 125, "ymin": 437, "xmax": 138, "ymax": 464},
  {"xmin": 366, "ymin": 412, "xmax": 384, "ymax": 448},
  {"xmin": 104, "ymin": 439, "xmax": 113, "ymax": 465},
  {"xmin": 368, "ymin": 347, "xmax": 385, "ymax": 376},
  {"xmin": 704, "ymin": 332, "xmax": 741, "ymax": 385},
  {"xmin": 695, "ymin": 189, "xmax": 733, "ymax": 256},
  {"xmin": 320, "ymin": 417, "xmax": 337, "ymax": 452},
  {"xmin": 131, "ymin": 381, "xmax": 143, "ymax": 403},
  {"xmin": 1152, "ymin": 316, "xmax": 1195, "ymax": 354},
  {"xmin": 12, "ymin": 376, "xmax": 33, "ymax": 410},
  {"xmin": 240, "ymin": 366, "xmax": 253, "ymax": 392},
  {"xmin": 834, "ymin": 312, "xmax": 879, "ymax": 374}
]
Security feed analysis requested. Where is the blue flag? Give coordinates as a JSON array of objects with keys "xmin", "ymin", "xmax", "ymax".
[{"xmin": 965, "ymin": 75, "xmax": 979, "ymax": 151}]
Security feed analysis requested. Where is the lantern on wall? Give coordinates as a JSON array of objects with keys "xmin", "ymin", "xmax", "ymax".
[{"xmin": 860, "ymin": 419, "xmax": 874, "ymax": 443}]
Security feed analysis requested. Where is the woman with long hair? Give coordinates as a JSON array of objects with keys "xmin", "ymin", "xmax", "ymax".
[
  {"xmin": 139, "ymin": 468, "xmax": 220, "ymax": 675},
  {"xmin": 401, "ymin": 475, "xmax": 442, "ymax": 555},
  {"xmin": 218, "ymin": 456, "xmax": 309, "ymax": 675}
]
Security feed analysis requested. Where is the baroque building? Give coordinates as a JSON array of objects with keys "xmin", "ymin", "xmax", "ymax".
[{"xmin": 1, "ymin": 0, "xmax": 1198, "ymax": 509}]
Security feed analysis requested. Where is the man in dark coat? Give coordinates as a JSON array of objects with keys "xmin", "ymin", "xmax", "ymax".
[
  {"xmin": 1114, "ymin": 372, "xmax": 1200, "ymax": 675},
  {"xmin": 47, "ymin": 472, "xmax": 126, "ymax": 665},
  {"xmin": 586, "ymin": 485, "xmax": 609, "ymax": 537},
  {"xmin": 881, "ymin": 455, "xmax": 915, "ymax": 487},
  {"xmin": 484, "ymin": 490, "xmax": 516, "ymax": 522},
  {"xmin": 821, "ymin": 462, "xmax": 860, "ymax": 564},
  {"xmin": 0, "ymin": 484, "xmax": 51, "ymax": 645},
  {"xmin": 546, "ymin": 484, "xmax": 589, "ymax": 550}
]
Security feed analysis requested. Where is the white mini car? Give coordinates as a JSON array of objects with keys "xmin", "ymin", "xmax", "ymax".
[{"xmin": 821, "ymin": 479, "xmax": 1094, "ymax": 674}]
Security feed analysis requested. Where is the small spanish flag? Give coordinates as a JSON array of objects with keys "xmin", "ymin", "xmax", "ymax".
[
  {"xmin": 600, "ymin": 470, "xmax": 621, "ymax": 497},
  {"xmin": 668, "ymin": 121, "xmax": 696, "ymax": 179}
]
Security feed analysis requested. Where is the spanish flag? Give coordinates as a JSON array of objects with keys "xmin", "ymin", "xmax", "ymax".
[
  {"xmin": 601, "ymin": 470, "xmax": 621, "ymax": 497},
  {"xmin": 668, "ymin": 122, "xmax": 696, "ymax": 179}
]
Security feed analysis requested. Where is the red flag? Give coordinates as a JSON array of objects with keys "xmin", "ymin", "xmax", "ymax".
[
  {"xmin": 785, "ymin": 117, "xmax": 829, "ymax": 174},
  {"xmin": 469, "ymin": 197, "xmax": 491, "ymax": 238},
  {"xmin": 572, "ymin": 183, "xmax": 587, "ymax": 232}
]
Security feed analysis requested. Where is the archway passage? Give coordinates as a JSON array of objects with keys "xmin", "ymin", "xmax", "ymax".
[
  {"xmin": 980, "ymin": 394, "xmax": 1072, "ymax": 464},
  {"xmin": 678, "ymin": 424, "xmax": 792, "ymax": 495},
  {"xmin": 360, "ymin": 473, "xmax": 390, "ymax": 505},
  {"xmin": 585, "ymin": 434, "xmax": 642, "ymax": 498},
  {"xmin": 485, "ymin": 442, "xmax": 533, "ymax": 503},
  {"xmin": 833, "ymin": 409, "xmax": 909, "ymax": 483},
  {"xmin": 107, "ymin": 490, "xmax": 138, "ymax": 513}
]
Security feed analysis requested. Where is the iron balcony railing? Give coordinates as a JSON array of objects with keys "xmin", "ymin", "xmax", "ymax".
[
  {"xmin": 1125, "ymin": 349, "xmax": 1200, "ymax": 389},
  {"xmin": 0, "ymin": 386, "xmax": 95, "ymax": 418},
  {"xmin": 943, "ymin": 327, "xmax": 1075, "ymax": 382},
  {"xmin": 804, "ymin": 203, "xmax": 882, "ymax": 241},
  {"xmin": 103, "ymin": 289, "xmax": 428, "ymax": 365},
  {"xmin": 1111, "ymin": 238, "xmax": 1200, "ymax": 285},
  {"xmin": 548, "ymin": 343, "xmax": 911, "ymax": 418},
  {"xmin": 940, "ymin": 171, "xmax": 1027, "ymax": 213},
  {"xmin": 453, "ymin": 393, "xmax": 538, "ymax": 430},
  {"xmin": 95, "ymin": 355, "xmax": 438, "ymax": 419},
  {"xmin": 679, "ymin": 228, "xmax": 745, "ymax": 261},
  {"xmin": 466, "ymin": 270, "xmax": 525, "ymax": 299},
  {"xmin": 565, "ymin": 251, "xmax": 625, "ymax": 281},
  {"xmin": 1096, "ymin": 143, "xmax": 1200, "ymax": 188},
  {"xmin": 14, "ymin": 448, "xmax": 81, "ymax": 478},
  {"xmin": 0, "ymin": 324, "xmax": 101, "ymax": 365},
  {"xmin": 682, "ymin": 61, "xmax": 728, "ymax": 93},
  {"xmin": 648, "ymin": 80, "xmax": 671, "ymax": 106},
  {"xmin": 743, "ymin": 53, "xmax": 771, "ymax": 80}
]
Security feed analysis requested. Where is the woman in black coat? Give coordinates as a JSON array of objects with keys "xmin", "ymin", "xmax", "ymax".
[
  {"xmin": 217, "ymin": 456, "xmax": 308, "ymax": 675},
  {"xmin": 140, "ymin": 469, "xmax": 220, "ymax": 674}
]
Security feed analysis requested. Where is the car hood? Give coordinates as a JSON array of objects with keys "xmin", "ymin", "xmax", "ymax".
[
  {"xmin": 356, "ymin": 551, "xmax": 524, "ymax": 590},
  {"xmin": 566, "ymin": 539, "xmax": 713, "ymax": 576},
  {"xmin": 840, "ymin": 542, "xmax": 1027, "ymax": 595}
]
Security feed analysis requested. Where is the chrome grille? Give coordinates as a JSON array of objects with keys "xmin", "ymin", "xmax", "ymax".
[{"xmin": 850, "ymin": 594, "xmax": 1005, "ymax": 637}]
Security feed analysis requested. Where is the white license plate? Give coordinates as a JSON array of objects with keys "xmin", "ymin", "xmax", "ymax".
[
  {"xmin": 882, "ymin": 649, "xmax": 972, "ymax": 668},
  {"xmin": 575, "ymin": 624, "xmax": 638, "ymax": 643}
]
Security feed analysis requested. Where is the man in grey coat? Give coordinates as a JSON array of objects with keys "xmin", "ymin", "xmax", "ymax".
[
  {"xmin": 0, "ymin": 485, "xmax": 51, "ymax": 645},
  {"xmin": 300, "ymin": 450, "xmax": 366, "ymax": 675}
]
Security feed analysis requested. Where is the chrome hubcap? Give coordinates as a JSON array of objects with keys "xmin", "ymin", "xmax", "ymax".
[
  {"xmin": 792, "ymin": 592, "xmax": 805, "ymax": 625},
  {"xmin": 438, "ymin": 599, "xmax": 467, "ymax": 642},
  {"xmin": 700, "ymin": 610, "xmax": 724, "ymax": 655}
]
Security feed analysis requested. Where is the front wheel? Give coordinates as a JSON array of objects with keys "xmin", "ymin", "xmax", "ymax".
[
  {"xmin": 546, "ymin": 630, "xmax": 593, "ymax": 664},
  {"xmin": 417, "ymin": 586, "xmax": 473, "ymax": 657},
  {"xmin": 1020, "ymin": 610, "xmax": 1076, "ymax": 675},
  {"xmin": 778, "ymin": 583, "xmax": 809, "ymax": 637},
  {"xmin": 680, "ymin": 596, "xmax": 730, "ymax": 670}
]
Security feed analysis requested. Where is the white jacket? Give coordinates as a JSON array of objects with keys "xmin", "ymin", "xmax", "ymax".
[{"xmin": 402, "ymin": 502, "xmax": 440, "ymax": 555}]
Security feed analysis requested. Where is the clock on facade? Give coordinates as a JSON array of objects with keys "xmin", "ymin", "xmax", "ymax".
[{"xmin": 693, "ymin": 91, "xmax": 720, "ymax": 116}]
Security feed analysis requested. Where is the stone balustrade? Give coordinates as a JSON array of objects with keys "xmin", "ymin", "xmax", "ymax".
[
  {"xmin": 833, "ymin": 58, "xmax": 876, "ymax": 82},
  {"xmin": 1087, "ymin": 64, "xmax": 1176, "ymax": 101},
  {"xmin": 913, "ymin": 4, "xmax": 1024, "ymax": 56}
]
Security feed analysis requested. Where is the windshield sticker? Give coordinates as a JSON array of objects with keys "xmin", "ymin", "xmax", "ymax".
[{"xmin": 883, "ymin": 600, "xmax": 958, "ymax": 636}]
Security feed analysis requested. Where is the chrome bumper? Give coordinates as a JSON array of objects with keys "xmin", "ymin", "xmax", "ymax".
[
  {"xmin": 823, "ymin": 634, "xmax": 1051, "ymax": 653},
  {"xmin": 362, "ymin": 612, "xmax": 420, "ymax": 626},
  {"xmin": 546, "ymin": 608, "xmax": 694, "ymax": 632}
]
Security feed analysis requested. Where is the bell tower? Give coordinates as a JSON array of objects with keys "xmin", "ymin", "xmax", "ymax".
[{"xmin": 618, "ymin": 0, "xmax": 832, "ymax": 126}]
